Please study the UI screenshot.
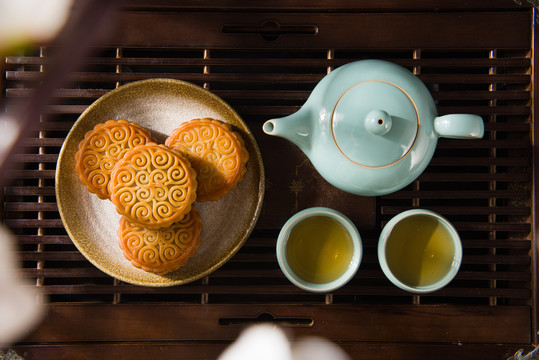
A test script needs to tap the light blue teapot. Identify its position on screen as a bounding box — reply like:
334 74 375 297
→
262 59 484 196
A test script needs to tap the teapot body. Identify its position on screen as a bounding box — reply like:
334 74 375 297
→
263 60 483 196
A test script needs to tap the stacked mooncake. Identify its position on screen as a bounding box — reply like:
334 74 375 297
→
75 118 248 275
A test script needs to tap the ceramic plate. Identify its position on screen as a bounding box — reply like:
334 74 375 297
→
56 78 265 287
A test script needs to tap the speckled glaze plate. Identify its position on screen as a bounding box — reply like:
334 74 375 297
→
56 78 265 287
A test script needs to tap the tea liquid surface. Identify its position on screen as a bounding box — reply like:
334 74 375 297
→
285 215 353 284
385 215 455 287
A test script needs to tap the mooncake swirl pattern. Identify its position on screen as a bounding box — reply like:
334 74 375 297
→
108 143 198 229
118 206 203 275
75 119 155 199
165 118 249 201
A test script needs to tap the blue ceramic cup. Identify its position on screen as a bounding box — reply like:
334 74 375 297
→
276 207 362 293
378 209 462 293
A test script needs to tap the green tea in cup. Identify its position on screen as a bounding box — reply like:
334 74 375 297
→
378 209 462 293
277 207 362 293
285 215 354 284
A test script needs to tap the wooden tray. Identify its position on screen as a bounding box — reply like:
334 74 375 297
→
1 1 536 359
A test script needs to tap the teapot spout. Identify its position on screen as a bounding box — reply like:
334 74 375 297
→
263 108 312 152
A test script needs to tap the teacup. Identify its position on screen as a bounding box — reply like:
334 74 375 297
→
276 207 362 293
378 209 462 293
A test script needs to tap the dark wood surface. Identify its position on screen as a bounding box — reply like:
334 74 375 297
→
1 1 537 359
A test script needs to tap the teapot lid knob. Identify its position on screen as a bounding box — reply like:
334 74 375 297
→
365 110 392 136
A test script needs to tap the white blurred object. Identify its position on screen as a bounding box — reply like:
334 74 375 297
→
0 0 74 347
0 116 21 168
218 324 293 360
0 0 73 50
218 324 350 360
292 336 350 360
0 226 44 346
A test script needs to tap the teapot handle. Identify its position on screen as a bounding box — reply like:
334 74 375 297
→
434 114 484 139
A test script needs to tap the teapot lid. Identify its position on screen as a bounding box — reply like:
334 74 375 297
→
331 80 419 167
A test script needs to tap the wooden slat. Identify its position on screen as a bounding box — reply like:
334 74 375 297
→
456 270 531 281
121 0 529 11
4 186 56 196
461 240 531 249
107 12 531 49
4 88 532 104
39 122 74 131
384 190 530 199
24 304 530 343
428 157 529 166
29 284 531 299
437 139 531 149
463 254 531 265
20 267 531 283
10 342 533 360
21 268 106 278
418 173 529 182
18 251 85 261
437 106 530 116
485 122 530 132
6 70 532 85
21 138 65 147
5 87 109 98
5 218 64 228
30 104 532 117
4 71 321 83
381 205 531 217
4 202 58 211
43 105 88 114
15 235 71 244
419 74 530 84
4 170 56 179
434 90 531 101
11 154 59 162
4 55 531 68
104 250 528 266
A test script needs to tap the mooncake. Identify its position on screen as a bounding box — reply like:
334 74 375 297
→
75 119 155 200
165 118 249 201
108 143 198 229
118 206 203 275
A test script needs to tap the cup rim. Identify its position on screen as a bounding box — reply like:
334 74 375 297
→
276 207 362 293
377 209 463 294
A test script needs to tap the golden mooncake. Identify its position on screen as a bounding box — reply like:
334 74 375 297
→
108 143 197 229
165 118 249 202
75 119 155 200
118 206 203 275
